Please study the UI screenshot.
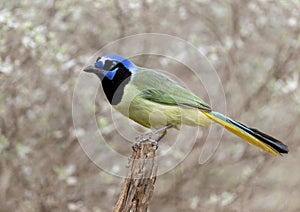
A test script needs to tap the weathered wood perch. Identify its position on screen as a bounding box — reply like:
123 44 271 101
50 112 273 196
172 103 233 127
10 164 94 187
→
113 140 158 212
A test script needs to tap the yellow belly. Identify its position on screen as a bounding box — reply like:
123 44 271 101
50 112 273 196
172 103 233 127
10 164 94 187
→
113 84 210 129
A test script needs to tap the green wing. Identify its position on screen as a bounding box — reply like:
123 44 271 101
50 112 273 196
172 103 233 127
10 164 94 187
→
131 68 211 111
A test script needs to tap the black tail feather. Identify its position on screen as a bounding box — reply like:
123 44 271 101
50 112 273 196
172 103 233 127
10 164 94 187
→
250 128 289 154
228 119 289 154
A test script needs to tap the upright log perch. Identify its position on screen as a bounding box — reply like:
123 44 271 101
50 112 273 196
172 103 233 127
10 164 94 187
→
113 140 158 212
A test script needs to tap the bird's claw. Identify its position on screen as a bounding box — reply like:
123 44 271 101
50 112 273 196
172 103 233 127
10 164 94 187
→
134 138 158 150
150 139 158 150
135 125 172 149
135 132 155 142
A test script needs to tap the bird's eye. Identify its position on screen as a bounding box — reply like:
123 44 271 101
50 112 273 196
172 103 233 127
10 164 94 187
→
96 57 101 62
103 60 117 71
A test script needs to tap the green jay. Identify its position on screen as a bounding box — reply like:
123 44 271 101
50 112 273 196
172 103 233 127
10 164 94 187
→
83 54 288 156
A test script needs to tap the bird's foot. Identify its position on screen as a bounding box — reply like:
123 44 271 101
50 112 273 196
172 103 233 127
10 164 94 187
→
134 135 158 150
135 133 151 143
135 125 173 143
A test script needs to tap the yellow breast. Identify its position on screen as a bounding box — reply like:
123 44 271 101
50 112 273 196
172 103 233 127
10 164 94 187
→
113 84 210 129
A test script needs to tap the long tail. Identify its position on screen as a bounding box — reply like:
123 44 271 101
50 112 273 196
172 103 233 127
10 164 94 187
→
203 111 289 156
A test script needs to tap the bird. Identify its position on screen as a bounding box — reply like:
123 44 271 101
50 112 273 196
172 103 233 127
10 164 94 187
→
83 54 288 156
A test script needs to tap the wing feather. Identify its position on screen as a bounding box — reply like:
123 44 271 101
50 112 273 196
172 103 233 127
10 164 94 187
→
131 68 211 111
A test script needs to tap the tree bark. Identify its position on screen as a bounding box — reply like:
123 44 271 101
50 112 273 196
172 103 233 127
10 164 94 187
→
113 140 158 212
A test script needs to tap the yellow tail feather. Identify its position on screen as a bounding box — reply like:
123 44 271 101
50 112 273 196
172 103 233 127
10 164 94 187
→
203 111 280 156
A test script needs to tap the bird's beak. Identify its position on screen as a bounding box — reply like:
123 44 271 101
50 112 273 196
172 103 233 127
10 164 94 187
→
83 65 100 73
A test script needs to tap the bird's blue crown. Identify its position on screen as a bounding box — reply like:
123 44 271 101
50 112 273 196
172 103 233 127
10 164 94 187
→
95 54 137 74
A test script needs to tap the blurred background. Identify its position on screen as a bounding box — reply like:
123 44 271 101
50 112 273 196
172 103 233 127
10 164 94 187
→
1 0 300 211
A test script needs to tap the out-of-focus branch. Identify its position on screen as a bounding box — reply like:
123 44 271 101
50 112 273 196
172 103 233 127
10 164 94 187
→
0 160 12 207
239 44 298 114
113 0 126 38
113 141 158 212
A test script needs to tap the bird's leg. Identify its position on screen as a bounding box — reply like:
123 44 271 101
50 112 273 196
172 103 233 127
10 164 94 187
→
156 129 167 142
135 125 173 146
151 125 173 137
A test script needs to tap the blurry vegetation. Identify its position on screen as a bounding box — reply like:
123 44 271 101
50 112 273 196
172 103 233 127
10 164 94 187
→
1 0 300 211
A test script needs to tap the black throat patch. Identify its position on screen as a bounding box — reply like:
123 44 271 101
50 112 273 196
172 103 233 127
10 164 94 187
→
101 63 132 105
